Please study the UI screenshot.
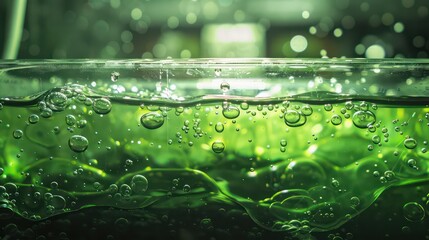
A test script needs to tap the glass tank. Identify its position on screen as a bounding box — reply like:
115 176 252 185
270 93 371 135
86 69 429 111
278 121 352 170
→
0 59 429 239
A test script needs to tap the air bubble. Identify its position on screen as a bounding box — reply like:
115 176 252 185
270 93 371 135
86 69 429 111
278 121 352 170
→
220 82 230 92
404 138 417 149
324 104 333 111
280 139 287 147
212 141 225 153
65 115 76 126
331 115 342 125
93 98 112 114
407 159 417 169
352 110 376 128
183 184 191 192
284 110 301 123
215 122 224 133
13 129 23 139
140 112 164 129
301 105 313 116
45 92 69 111
372 135 381 144
240 102 249 110
68 135 89 152
111 72 120 82
222 106 240 119
131 174 149 193
28 114 39 124
403 202 425 222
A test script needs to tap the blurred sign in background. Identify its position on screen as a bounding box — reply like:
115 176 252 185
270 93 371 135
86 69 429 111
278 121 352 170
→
0 0 428 59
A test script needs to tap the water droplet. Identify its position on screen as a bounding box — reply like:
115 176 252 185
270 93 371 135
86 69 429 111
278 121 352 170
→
111 72 120 82
68 135 89 152
324 104 333 111
28 114 39 124
140 112 164 129
120 184 132 196
331 114 342 125
45 92 69 111
131 174 148 193
50 181 58 189
65 114 76 126
183 184 191 192
352 110 376 128
200 218 212 229
220 82 230 92
125 159 133 166
301 105 313 116
215 122 224 133
13 129 23 139
403 202 425 222
212 141 225 153
93 98 112 114
331 179 340 188
76 119 87 128
280 139 287 147
404 138 417 149
222 106 240 119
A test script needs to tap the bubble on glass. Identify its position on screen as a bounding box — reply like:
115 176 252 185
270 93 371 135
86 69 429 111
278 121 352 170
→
212 141 225 153
46 92 69 111
352 110 376 128
111 72 120 82
141 112 164 129
65 114 76 126
403 202 425 222
183 184 191 193
331 115 342 125
13 129 23 139
404 138 417 149
68 135 89 152
28 114 39 124
222 106 240 119
215 122 224 133
284 110 301 124
131 174 149 193
93 98 112 114
220 82 230 92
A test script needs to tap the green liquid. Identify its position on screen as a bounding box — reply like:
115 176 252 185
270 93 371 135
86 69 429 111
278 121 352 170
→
1 85 429 236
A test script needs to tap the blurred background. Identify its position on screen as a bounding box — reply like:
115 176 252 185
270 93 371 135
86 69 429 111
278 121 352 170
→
1 0 429 59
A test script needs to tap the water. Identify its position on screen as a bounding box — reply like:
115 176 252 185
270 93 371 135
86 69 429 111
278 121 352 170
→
1 85 429 239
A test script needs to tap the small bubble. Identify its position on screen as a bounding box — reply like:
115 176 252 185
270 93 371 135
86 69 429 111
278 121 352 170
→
404 138 417 149
240 102 249 110
280 139 287 147
28 114 39 124
131 174 149 193
183 184 191 193
215 122 224 133
331 114 342 125
370 135 380 144
111 72 120 82
350 196 360 207
93 98 112 114
324 104 333 111
212 141 225 153
50 181 59 189
301 105 313 116
140 112 164 129
214 68 221 77
222 106 240 119
331 179 340 188
284 110 300 123
68 135 89 152
345 101 354 110
352 110 376 128
403 202 425 222
65 115 76 126
46 92 69 111
407 159 417 169
13 129 23 139
40 108 53 118
220 82 230 92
